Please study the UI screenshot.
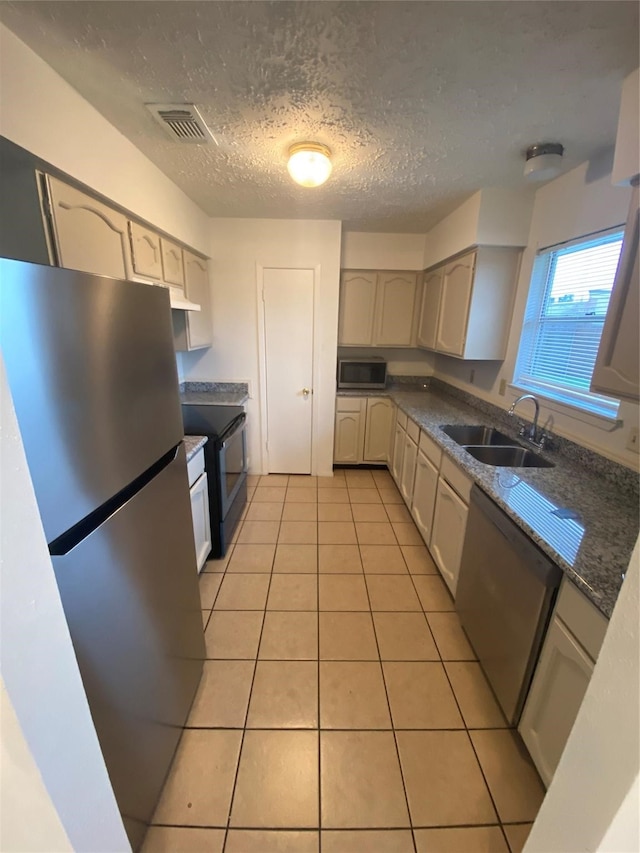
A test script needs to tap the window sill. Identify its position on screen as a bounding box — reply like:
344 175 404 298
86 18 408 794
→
507 384 623 432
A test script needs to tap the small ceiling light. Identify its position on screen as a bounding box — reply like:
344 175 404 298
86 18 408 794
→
287 142 332 187
524 142 564 182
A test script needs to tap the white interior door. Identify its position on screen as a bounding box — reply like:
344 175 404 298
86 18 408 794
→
263 268 314 474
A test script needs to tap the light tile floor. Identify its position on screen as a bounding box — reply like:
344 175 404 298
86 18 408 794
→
144 469 544 853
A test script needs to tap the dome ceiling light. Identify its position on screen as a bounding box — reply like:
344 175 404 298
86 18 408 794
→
287 142 332 187
524 142 564 182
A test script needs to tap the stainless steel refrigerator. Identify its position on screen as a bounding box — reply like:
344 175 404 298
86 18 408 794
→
0 258 205 850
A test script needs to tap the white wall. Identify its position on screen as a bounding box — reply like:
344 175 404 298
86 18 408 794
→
0 24 209 254
433 157 639 469
423 192 482 268
181 218 342 476
1 680 72 852
422 188 534 269
525 538 639 853
0 357 130 852
341 231 426 270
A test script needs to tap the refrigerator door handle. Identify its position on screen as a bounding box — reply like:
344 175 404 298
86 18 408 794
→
49 445 180 556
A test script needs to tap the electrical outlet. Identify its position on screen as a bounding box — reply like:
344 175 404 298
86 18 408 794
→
499 379 507 396
469 369 475 384
627 427 639 453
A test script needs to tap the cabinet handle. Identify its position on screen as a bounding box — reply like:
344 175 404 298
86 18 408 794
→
302 388 311 397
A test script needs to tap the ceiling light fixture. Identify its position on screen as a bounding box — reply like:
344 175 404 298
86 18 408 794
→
524 142 564 182
287 142 332 187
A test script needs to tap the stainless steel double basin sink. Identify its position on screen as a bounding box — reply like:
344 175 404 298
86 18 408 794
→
440 424 555 468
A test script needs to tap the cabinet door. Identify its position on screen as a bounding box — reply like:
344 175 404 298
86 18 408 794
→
591 187 639 402
338 271 377 345
363 398 393 462
436 253 475 356
334 410 364 463
183 251 213 349
190 472 212 573
45 175 132 280
430 477 468 596
160 237 185 288
417 267 444 349
129 221 163 279
411 450 439 545
376 272 417 346
519 617 594 787
400 434 418 506
391 423 405 485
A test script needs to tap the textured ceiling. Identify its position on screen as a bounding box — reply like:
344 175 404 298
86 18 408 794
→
1 1 638 232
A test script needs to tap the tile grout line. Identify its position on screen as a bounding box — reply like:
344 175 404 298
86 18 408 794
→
316 494 322 853
198 471 528 848
220 477 280 853
357 532 419 853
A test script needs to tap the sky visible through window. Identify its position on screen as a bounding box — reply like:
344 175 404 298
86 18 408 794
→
545 237 623 318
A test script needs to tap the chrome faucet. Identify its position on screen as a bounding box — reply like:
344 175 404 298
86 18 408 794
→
508 394 547 448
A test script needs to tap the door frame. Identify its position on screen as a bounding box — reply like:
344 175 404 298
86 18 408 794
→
256 264 321 475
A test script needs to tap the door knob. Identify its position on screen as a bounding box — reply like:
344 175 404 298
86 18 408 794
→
302 388 310 397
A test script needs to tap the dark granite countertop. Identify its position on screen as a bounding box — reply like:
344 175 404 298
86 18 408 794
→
342 386 638 619
180 381 249 407
183 435 207 461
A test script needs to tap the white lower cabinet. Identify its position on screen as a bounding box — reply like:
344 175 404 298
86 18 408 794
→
391 421 406 485
187 448 212 573
430 477 469 596
519 617 593 786
400 432 418 504
519 578 608 787
411 450 439 543
363 398 393 462
334 397 366 463
334 396 392 464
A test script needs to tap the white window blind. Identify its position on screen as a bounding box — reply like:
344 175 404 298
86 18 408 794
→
514 229 624 419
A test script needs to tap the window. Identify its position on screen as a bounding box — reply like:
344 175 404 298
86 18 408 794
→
514 228 624 419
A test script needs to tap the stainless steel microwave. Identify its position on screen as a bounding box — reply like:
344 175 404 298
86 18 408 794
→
337 357 387 390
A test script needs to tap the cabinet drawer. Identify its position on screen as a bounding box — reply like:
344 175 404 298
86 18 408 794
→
406 418 420 444
419 430 442 468
187 447 205 488
396 409 408 430
439 455 472 503
336 396 366 413
555 578 608 661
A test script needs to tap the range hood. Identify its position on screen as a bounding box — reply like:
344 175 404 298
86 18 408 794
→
132 278 201 311
169 290 201 311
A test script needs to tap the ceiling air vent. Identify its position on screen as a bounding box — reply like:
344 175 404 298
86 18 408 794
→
145 103 216 144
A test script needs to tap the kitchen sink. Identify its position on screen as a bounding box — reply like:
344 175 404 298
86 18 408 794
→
465 445 555 468
440 424 521 447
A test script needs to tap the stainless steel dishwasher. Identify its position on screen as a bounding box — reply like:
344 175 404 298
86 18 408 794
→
456 485 561 725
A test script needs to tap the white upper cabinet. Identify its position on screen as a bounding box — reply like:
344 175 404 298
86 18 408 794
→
591 187 639 402
339 270 418 347
375 272 418 346
45 175 132 280
174 251 213 351
338 271 378 345
612 68 639 186
417 268 443 349
160 237 185 289
436 255 475 355
129 221 163 280
418 247 522 360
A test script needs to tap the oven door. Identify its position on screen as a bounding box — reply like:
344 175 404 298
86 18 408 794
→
218 413 247 518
